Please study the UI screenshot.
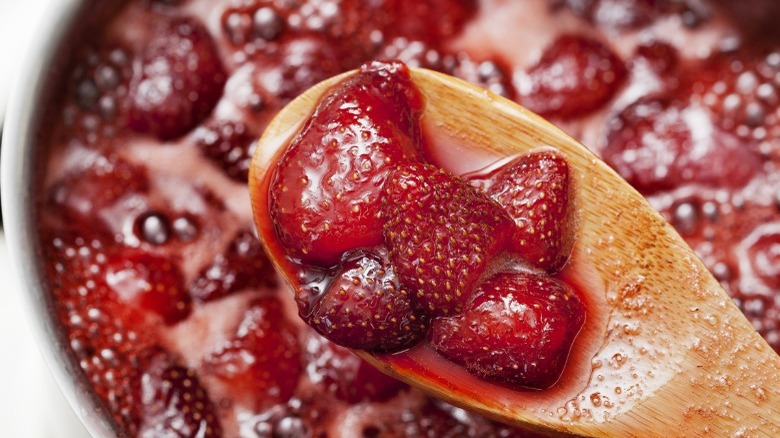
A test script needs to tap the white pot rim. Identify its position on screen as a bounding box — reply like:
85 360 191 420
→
1 0 119 436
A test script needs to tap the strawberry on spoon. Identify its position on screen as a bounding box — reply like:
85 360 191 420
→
249 63 780 435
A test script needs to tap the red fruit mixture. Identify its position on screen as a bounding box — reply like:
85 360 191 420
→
34 0 780 436
264 60 585 390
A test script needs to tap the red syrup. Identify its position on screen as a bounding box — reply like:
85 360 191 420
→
34 0 780 436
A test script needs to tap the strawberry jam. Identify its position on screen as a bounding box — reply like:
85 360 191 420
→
33 0 780 436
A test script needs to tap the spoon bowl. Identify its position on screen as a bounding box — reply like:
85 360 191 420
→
249 68 780 436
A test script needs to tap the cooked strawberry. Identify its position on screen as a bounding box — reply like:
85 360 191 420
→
44 233 158 434
626 41 682 98
203 297 302 411
689 51 780 140
382 163 515 316
194 120 258 182
518 34 627 119
48 154 149 234
601 97 762 193
190 230 277 302
306 249 428 352
66 44 133 144
105 249 191 325
269 60 423 267
69 306 154 435
140 354 222 437
468 149 572 273
302 329 409 403
431 271 585 389
128 17 226 140
251 35 352 109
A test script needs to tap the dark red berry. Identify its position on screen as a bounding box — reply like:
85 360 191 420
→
431 272 585 389
194 120 258 182
128 17 226 140
189 230 277 302
252 35 349 106
306 249 428 352
469 149 572 273
139 354 222 437
519 34 627 119
269 60 423 267
632 41 680 77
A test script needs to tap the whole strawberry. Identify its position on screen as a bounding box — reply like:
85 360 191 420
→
382 163 514 316
469 149 572 273
269 61 423 267
518 34 627 119
431 271 585 389
139 354 223 437
306 249 428 351
203 297 302 411
128 17 226 140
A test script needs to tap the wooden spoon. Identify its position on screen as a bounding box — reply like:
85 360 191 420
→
249 68 780 436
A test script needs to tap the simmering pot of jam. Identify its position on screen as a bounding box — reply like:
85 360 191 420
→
4 0 780 436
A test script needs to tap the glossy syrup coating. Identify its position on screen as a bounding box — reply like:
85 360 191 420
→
35 0 780 435
268 61 423 266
